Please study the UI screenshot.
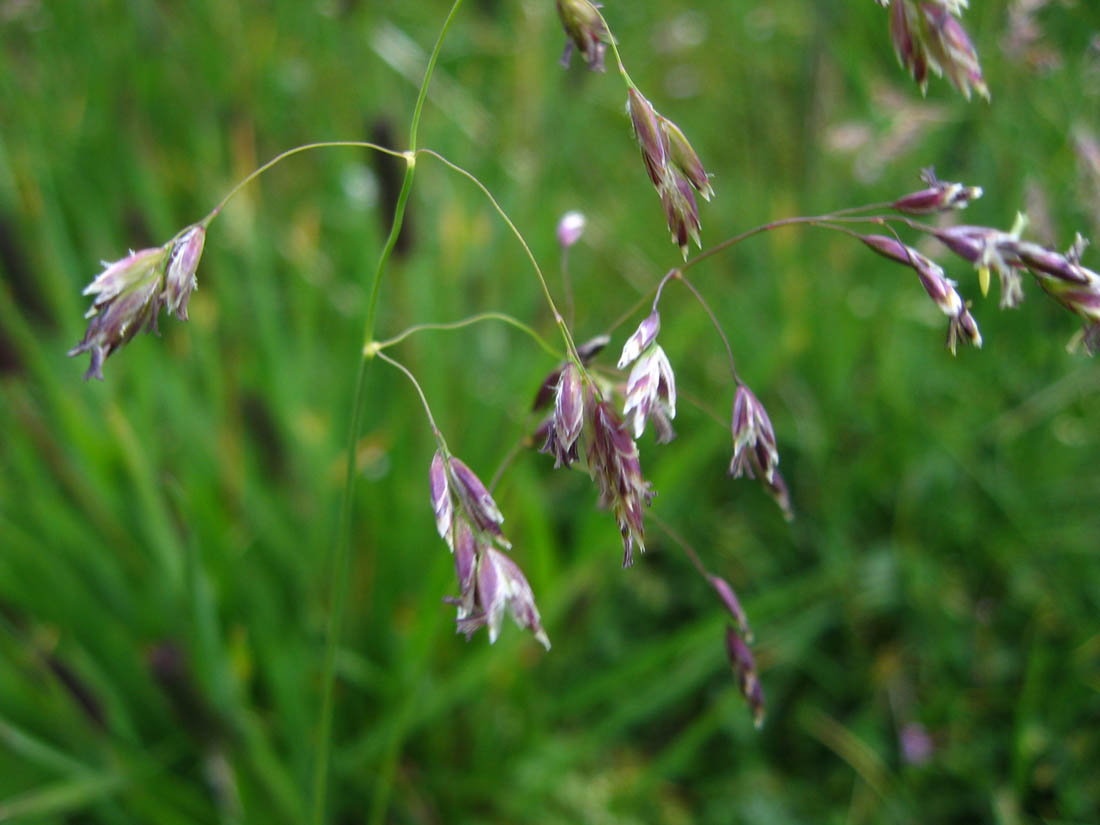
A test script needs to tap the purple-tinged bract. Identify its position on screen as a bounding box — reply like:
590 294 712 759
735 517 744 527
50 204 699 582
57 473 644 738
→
622 345 676 442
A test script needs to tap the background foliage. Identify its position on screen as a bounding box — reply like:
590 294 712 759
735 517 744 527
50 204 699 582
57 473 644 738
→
2 0 1100 822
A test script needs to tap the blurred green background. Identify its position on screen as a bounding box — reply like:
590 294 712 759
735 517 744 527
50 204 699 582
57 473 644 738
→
3 1 1100 822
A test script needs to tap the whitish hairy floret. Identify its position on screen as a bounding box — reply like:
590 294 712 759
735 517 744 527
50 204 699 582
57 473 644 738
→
617 311 661 369
623 344 677 442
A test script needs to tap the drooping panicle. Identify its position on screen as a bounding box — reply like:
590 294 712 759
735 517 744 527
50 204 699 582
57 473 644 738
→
556 0 613 72
68 246 169 380
626 89 712 257
429 451 549 649
164 225 206 320
587 398 654 567
892 169 982 214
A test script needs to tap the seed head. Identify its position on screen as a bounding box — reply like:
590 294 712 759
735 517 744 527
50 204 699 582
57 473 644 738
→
1010 234 1100 344
587 399 654 567
532 334 609 411
68 246 169 380
431 452 549 649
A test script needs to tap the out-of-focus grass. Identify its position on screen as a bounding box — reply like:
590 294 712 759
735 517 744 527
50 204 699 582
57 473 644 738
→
2 1 1100 822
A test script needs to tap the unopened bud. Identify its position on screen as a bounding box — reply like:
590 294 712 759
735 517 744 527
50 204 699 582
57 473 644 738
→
556 210 586 249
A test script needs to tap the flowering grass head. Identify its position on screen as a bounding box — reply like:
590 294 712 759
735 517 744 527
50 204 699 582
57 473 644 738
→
618 312 676 442
627 89 711 258
68 247 168 381
430 450 548 648
883 0 988 100
587 398 654 567
68 224 207 380
860 234 981 352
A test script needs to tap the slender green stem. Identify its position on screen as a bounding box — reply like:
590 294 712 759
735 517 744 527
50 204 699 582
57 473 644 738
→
417 149 582 364
203 141 406 225
592 7 633 87
605 211 899 342
309 3 466 824
374 351 448 453
675 273 742 385
373 312 562 360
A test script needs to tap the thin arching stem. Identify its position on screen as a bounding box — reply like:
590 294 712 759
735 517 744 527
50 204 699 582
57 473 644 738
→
373 312 562 360
416 149 582 364
203 141 405 224
374 351 448 453
591 7 634 87
676 273 741 385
